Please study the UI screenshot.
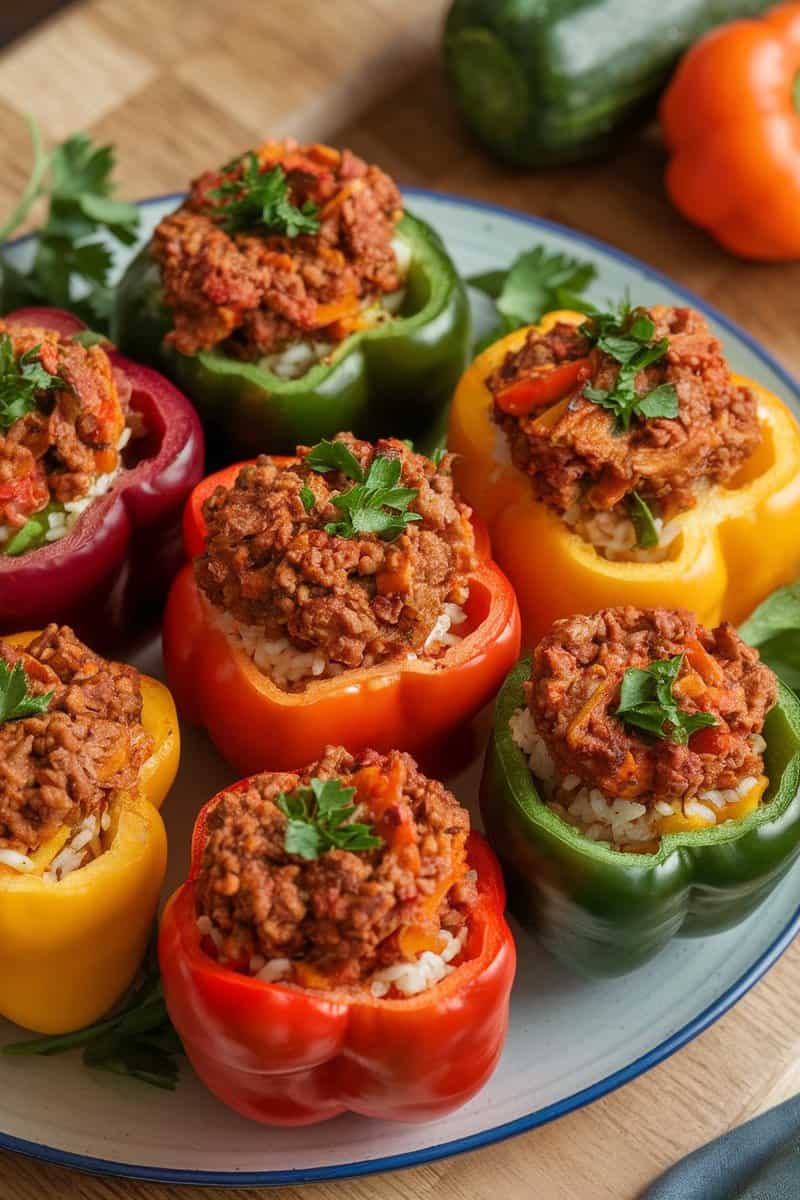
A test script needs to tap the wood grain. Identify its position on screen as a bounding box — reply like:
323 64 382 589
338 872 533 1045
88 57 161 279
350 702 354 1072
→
1 1 799 1196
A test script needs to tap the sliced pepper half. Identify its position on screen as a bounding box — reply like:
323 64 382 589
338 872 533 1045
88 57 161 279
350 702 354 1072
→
159 785 515 1126
448 310 800 647
111 212 471 459
163 460 521 775
481 653 800 978
0 306 205 652
0 631 179 1033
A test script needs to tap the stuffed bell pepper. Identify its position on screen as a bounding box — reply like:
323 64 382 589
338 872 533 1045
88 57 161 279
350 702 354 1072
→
448 304 800 646
0 624 178 1033
112 139 470 458
481 604 800 976
159 744 515 1125
0 306 204 650
164 433 521 774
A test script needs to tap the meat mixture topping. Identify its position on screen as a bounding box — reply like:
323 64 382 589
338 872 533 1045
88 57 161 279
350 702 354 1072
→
0 625 153 877
487 306 761 562
195 745 476 995
196 434 476 690
152 139 405 365
511 606 777 850
0 322 139 556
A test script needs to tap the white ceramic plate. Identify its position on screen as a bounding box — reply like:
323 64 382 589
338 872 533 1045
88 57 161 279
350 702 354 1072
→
2 190 799 1186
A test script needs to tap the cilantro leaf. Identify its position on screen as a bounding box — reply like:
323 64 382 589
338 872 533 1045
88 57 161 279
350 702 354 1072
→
0 119 139 332
0 658 53 723
299 483 315 513
277 777 382 861
580 306 679 433
305 438 364 482
469 245 597 351
0 333 64 430
628 491 659 549
209 155 320 237
637 383 679 420
616 654 718 745
324 455 421 542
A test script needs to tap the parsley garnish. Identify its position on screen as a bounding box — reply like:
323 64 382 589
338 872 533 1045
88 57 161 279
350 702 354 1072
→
580 305 679 434
431 447 447 467
0 117 139 327
628 491 659 549
469 245 597 352
299 483 315 513
0 333 64 430
0 658 53 723
616 655 719 745
305 440 422 542
277 778 382 861
209 154 320 237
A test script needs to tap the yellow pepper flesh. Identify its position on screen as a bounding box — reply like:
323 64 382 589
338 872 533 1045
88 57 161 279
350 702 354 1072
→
0 635 178 1034
449 312 800 647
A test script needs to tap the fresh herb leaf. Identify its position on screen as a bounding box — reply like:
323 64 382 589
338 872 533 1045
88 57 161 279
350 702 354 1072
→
299 483 315 513
209 154 320 237
469 245 597 350
0 333 64 430
616 655 718 745
628 492 659 549
1 505 56 557
637 383 679 420
579 305 680 433
305 438 365 482
324 455 421 542
0 120 139 330
277 777 382 861
2 936 181 1091
0 658 53 723
740 580 800 693
431 447 447 466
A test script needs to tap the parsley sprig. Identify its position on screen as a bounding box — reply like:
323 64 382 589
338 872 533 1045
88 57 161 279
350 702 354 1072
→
628 491 659 550
3 938 181 1091
616 655 718 745
0 116 139 327
277 778 382 861
581 304 679 433
469 245 597 352
209 154 320 237
0 657 53 723
306 439 422 542
0 332 64 431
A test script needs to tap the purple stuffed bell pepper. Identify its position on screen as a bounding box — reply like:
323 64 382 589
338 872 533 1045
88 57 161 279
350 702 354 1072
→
0 306 204 651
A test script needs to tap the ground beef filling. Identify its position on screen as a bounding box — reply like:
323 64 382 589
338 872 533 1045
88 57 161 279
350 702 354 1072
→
195 434 476 686
488 306 761 557
0 625 153 863
0 322 137 549
152 140 404 359
195 746 476 992
512 607 777 850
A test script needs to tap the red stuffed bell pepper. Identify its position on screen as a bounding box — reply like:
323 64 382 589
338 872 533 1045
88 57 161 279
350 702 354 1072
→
0 307 204 650
159 746 516 1125
164 435 521 774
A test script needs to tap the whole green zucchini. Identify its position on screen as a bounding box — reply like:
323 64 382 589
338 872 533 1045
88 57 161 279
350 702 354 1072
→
443 0 770 166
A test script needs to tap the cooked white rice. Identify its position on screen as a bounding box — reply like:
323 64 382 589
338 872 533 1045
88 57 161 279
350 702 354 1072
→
510 706 766 849
196 917 467 998
256 235 411 381
563 503 682 564
0 812 106 883
211 599 467 691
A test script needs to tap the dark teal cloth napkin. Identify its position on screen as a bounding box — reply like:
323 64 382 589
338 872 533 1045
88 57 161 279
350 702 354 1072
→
640 1094 800 1200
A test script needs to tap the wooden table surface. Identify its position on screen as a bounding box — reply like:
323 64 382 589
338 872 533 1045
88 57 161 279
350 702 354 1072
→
1 1 799 1197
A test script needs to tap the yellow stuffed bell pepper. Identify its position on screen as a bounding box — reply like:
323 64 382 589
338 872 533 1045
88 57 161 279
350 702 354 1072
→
448 311 800 647
0 633 178 1034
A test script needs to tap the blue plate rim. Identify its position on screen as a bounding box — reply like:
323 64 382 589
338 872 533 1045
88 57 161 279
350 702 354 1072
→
1 185 798 1186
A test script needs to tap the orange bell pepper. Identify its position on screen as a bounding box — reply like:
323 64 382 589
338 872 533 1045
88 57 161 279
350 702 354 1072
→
448 310 800 647
660 3 800 259
163 461 521 775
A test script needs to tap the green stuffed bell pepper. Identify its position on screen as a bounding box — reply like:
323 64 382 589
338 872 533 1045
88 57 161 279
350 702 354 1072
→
111 140 470 459
480 607 800 977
